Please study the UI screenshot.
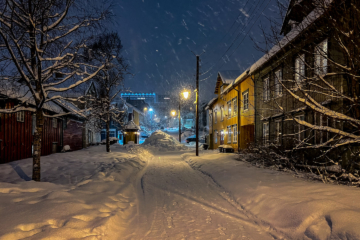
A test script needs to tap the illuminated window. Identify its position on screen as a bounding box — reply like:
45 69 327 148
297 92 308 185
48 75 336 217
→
232 98 237 116
315 39 328 76
227 126 232 143
227 101 231 118
233 124 237 143
295 54 305 87
242 90 249 111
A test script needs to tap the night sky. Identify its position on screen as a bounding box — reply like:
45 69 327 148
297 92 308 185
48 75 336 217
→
114 0 279 103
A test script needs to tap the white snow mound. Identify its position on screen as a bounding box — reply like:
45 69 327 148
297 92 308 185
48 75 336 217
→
143 130 187 151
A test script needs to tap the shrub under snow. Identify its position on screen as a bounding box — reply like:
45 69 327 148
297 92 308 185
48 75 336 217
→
143 130 188 151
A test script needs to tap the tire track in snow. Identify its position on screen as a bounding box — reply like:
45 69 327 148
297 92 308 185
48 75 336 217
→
184 156 286 240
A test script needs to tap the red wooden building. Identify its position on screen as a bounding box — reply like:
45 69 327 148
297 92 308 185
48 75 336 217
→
0 95 85 164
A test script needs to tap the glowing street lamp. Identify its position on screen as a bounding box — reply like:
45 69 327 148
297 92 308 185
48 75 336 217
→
144 107 148 111
171 110 176 116
182 91 190 99
149 108 153 112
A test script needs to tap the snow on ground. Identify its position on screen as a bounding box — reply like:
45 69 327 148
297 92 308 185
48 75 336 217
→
0 145 150 240
142 130 188 151
183 151 360 240
2 145 360 239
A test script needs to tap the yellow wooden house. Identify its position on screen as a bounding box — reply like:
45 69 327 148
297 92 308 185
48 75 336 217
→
207 70 255 151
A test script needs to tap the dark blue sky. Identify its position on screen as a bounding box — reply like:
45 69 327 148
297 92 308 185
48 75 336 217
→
114 0 279 102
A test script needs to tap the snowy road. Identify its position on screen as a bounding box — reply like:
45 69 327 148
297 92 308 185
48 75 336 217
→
126 151 280 240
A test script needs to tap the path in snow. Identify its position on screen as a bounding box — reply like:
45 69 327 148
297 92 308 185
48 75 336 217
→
127 151 281 240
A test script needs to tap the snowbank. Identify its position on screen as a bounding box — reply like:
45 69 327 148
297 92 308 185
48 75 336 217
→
183 152 360 240
0 145 150 239
143 130 188 151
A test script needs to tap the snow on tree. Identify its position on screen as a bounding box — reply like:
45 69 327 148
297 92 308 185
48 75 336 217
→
85 32 130 152
0 0 111 181
254 0 360 171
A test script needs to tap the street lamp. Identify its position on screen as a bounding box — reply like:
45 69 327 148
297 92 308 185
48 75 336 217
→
178 90 190 143
171 110 176 116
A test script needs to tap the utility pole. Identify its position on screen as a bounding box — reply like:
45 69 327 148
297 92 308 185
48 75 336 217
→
178 95 181 143
196 55 200 156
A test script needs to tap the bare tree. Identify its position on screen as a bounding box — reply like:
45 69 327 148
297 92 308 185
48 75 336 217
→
0 0 110 181
87 32 130 152
254 0 360 171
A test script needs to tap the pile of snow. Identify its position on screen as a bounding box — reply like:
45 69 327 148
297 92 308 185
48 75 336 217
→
0 145 150 239
181 129 194 140
62 145 71 151
143 130 188 151
183 152 360 240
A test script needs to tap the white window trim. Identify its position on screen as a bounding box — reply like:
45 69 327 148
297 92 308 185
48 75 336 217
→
242 90 249 111
220 106 224 121
263 122 269 146
232 97 237 116
233 124 238 143
275 69 283 97
227 126 232 143
295 54 305 88
315 39 328 76
263 78 270 102
17 111 25 122
227 101 232 119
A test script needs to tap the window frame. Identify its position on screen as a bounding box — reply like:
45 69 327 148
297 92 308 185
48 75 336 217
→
227 126 232 143
232 97 237 116
220 106 224 121
17 111 24 122
315 39 328 76
227 101 232 118
275 119 282 146
263 77 270 101
274 69 283 97
233 124 238 143
263 122 269 146
214 110 217 124
52 118 58 128
214 130 218 144
295 54 306 87
242 90 249 111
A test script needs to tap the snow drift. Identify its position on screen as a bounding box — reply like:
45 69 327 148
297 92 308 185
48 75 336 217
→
143 130 187 151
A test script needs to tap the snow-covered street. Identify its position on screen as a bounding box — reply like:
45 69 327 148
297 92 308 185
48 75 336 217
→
1 135 360 239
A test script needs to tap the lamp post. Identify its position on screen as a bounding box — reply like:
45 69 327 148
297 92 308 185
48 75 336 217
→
178 90 190 143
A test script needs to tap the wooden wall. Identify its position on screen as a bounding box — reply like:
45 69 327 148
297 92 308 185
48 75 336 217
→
63 119 83 151
0 107 63 164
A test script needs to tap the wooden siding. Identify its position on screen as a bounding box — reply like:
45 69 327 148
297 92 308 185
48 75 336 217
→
63 119 84 151
0 106 63 164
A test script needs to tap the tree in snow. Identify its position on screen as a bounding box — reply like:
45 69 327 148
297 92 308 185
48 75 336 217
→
86 32 130 152
254 0 360 170
0 0 111 181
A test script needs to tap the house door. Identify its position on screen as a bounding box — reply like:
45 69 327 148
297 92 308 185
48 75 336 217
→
220 130 224 145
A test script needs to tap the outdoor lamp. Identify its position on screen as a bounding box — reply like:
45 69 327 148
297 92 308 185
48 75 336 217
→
144 107 148 111
171 110 176 116
182 91 189 99
149 108 153 112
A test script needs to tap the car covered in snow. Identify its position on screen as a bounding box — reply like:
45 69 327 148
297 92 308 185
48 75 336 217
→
186 135 206 143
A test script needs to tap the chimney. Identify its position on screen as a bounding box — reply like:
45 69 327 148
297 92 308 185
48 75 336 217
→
128 113 133 122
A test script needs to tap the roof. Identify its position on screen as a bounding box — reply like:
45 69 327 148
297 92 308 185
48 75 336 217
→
124 120 141 130
218 71 242 84
125 102 145 117
205 97 217 110
248 6 323 75
214 70 242 94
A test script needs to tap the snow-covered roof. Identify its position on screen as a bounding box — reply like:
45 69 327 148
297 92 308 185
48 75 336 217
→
248 7 323 75
218 71 242 84
124 120 140 130
125 102 144 117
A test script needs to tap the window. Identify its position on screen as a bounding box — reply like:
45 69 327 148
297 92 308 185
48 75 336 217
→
110 130 116 138
295 54 305 87
220 106 224 121
52 118 57 128
275 69 282 97
227 101 231 118
263 122 269 146
227 126 232 143
295 115 305 142
209 113 212 126
17 111 24 122
275 120 282 145
214 130 218 144
315 39 328 76
232 98 237 116
242 90 249 111
233 124 238 143
214 110 217 124
263 78 270 101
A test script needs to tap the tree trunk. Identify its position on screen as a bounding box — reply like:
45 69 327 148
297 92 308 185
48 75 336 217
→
32 109 44 181
106 115 110 152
